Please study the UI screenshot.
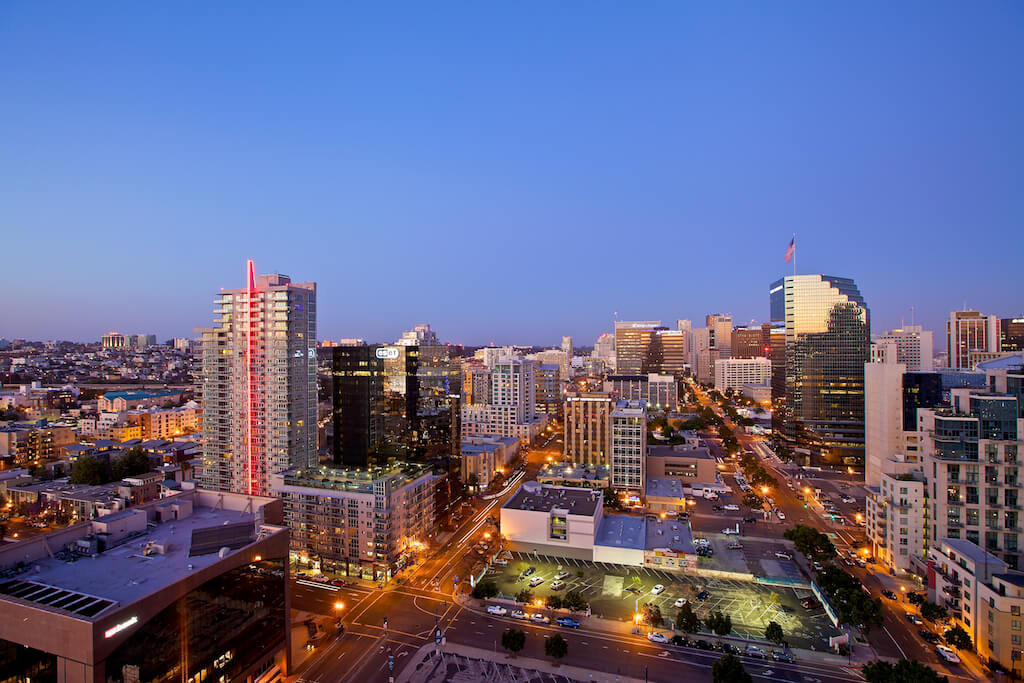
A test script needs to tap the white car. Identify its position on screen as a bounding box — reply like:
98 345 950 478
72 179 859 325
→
775 551 793 560
674 598 687 608
554 570 570 580
487 605 508 616
652 584 665 595
510 609 526 620
529 576 545 587
647 631 670 644
550 580 566 591
936 645 960 664
530 613 550 625
723 528 739 535
724 504 740 511
776 511 786 520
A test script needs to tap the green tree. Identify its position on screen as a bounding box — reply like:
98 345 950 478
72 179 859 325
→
111 447 151 481
943 626 972 651
641 603 663 628
742 493 763 508
544 633 568 662
765 621 785 645
711 654 751 683
466 473 479 491
546 595 564 610
783 525 836 562
471 580 499 599
920 602 948 623
705 611 732 636
501 628 526 658
70 456 111 485
602 487 622 510
563 590 588 612
862 659 948 683
907 592 925 606
675 602 701 633
816 567 883 633
515 589 534 604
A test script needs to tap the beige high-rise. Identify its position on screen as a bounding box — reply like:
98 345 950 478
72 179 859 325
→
564 390 613 466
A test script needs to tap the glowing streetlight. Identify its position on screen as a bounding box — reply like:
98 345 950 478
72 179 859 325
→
334 601 345 611
761 487 769 495
483 532 491 540
660 512 666 519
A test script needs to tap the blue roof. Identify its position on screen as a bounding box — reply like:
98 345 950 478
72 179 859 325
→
102 390 182 400
595 514 646 550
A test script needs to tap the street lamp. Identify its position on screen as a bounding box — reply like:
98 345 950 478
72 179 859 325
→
761 487 769 495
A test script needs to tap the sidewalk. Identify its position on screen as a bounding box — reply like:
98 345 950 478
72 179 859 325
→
397 641 647 683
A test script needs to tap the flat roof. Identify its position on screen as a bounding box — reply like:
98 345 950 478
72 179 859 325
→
0 504 270 620
940 538 1008 569
539 463 609 481
645 516 695 553
645 477 686 499
595 514 646 550
647 444 715 460
503 482 600 516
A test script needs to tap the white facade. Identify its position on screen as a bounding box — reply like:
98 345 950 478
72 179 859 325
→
500 482 603 560
610 400 646 491
713 357 770 392
460 358 545 443
864 360 908 488
865 456 927 576
874 326 934 372
198 266 317 496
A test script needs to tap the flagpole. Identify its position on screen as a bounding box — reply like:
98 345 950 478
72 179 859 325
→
792 232 797 277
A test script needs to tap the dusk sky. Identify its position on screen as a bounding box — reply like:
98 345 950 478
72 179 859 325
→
1 2 1021 347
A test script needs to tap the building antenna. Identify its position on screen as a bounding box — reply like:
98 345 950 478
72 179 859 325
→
910 306 915 327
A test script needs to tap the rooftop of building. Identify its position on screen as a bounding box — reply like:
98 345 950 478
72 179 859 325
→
645 515 695 553
612 400 646 416
101 390 184 401
503 481 601 516
938 537 1008 570
594 514 646 550
646 444 715 460
539 462 609 481
0 492 282 621
644 477 686 499
274 463 435 494
993 573 1024 588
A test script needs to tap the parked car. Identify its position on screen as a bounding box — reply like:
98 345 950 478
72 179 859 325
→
724 504 740 511
743 516 758 523
936 645 960 664
330 579 350 587
694 639 713 650
799 597 821 610
745 645 766 658
918 630 939 643
771 650 794 663
652 584 665 595
794 494 804 501
511 609 526 620
677 512 690 520
529 576 545 587
905 613 923 625
727 541 743 550
841 557 855 567
554 570 570 580
719 643 737 655
647 631 670 644
674 597 687 608
855 559 867 568
530 613 550 625
556 617 580 628
775 551 793 560
551 580 566 591
881 590 898 600
712 505 724 512
776 511 786 520
696 590 710 601
671 635 690 647
812 562 824 572
487 605 508 616
722 527 739 535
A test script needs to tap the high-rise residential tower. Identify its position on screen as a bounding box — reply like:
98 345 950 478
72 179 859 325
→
947 310 1000 370
873 325 934 372
770 275 870 467
705 314 733 359
199 261 317 495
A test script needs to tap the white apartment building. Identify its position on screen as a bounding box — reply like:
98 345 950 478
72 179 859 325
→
460 358 545 443
610 400 646 492
865 455 927 576
198 263 317 496
873 325 934 372
713 357 771 392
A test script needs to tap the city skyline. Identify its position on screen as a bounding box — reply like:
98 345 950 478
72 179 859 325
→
2 3 1022 343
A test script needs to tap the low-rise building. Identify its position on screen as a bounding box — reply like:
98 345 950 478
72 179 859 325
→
461 435 519 488
271 464 440 580
865 455 927 577
537 462 609 489
0 488 290 683
714 357 771 392
645 444 719 483
97 390 187 412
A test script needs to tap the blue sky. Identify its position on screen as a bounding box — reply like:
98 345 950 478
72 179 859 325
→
1 2 1021 346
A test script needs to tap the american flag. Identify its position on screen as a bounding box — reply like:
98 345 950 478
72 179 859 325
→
784 236 795 263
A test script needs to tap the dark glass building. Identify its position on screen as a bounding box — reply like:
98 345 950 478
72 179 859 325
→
331 344 461 468
770 275 870 467
902 372 944 430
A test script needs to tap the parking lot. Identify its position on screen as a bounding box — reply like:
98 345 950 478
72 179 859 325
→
482 552 840 649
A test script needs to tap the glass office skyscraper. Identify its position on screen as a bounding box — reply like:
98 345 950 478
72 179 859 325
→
770 275 870 467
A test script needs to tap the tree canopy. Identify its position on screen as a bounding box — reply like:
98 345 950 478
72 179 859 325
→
862 659 948 683
544 634 568 660
712 654 751 683
783 525 836 561
675 602 701 633
816 567 883 632
501 628 525 656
